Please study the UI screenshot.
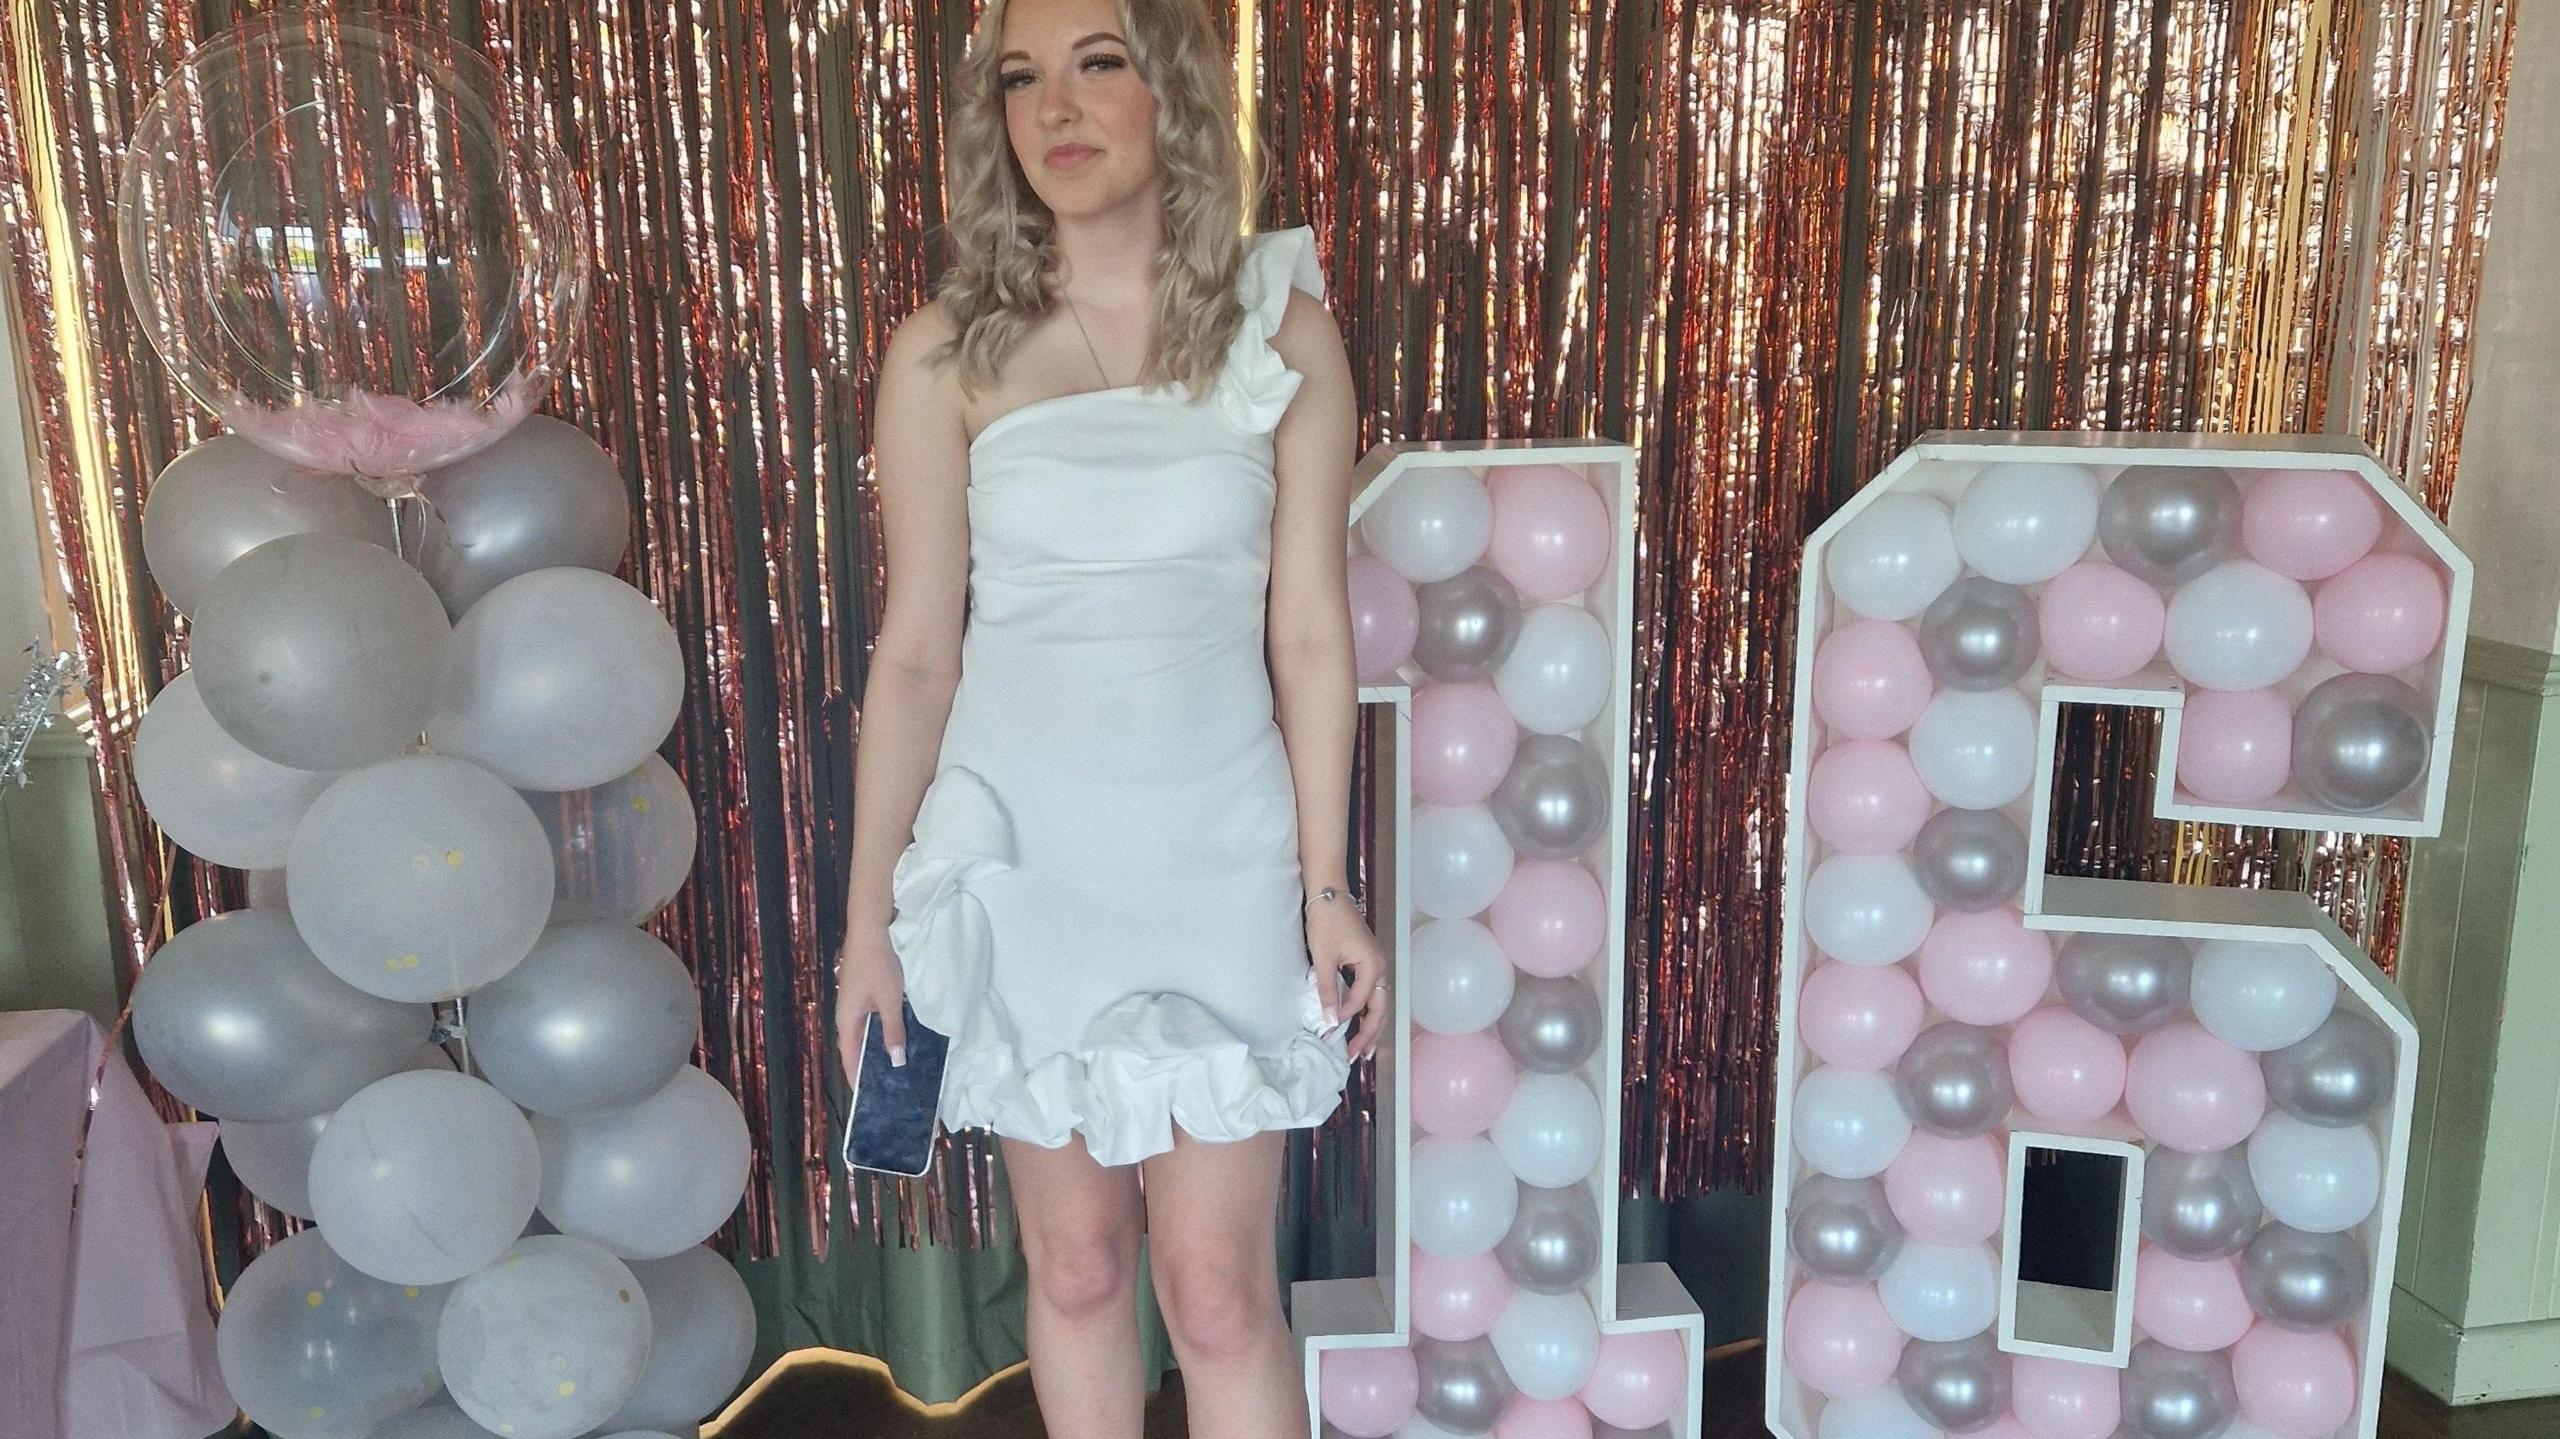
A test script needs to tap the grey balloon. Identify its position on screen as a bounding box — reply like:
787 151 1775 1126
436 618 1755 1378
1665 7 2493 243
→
1788 1173 1904 1283
1894 1022 2014 1138
220 1044 454 1219
466 921 701 1116
1918 577 2040 691
426 567 687 793
189 532 457 771
2140 1145 2264 1261
2240 1223 2371 1331
415 415 633 617
1497 973 1603 1074
1910 807 2030 912
2263 1009 2394 1127
140 433 394 617
2058 933 2193 1035
1494 1179 1602 1295
1411 1333 1515 1434
2097 465 2243 587
1895 1332 2011 1433
131 909 429 1120
1490 733 1611 859
1413 565 1523 682
2119 1340 2238 1439
2293 673 2431 815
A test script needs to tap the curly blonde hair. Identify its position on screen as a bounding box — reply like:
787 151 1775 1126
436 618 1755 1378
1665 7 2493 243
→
930 0 1271 397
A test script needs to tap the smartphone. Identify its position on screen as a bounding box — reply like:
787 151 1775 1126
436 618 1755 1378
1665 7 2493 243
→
842 996 953 1178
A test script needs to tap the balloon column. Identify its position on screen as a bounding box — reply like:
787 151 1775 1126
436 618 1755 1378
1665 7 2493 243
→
1769 437 2469 1439
115 13 754 1439
1304 443 1707 1439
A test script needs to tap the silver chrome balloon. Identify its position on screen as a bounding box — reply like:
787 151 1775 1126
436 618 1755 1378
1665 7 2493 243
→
416 414 633 617
1895 1331 2012 1433
1917 576 2040 691
1494 1180 1603 1295
1497 973 1604 1074
2057 933 2193 1035
2239 1223 2371 1331
2262 1009 2395 1127
1788 1173 1905 1283
1909 806 2030 912
466 921 702 1116
1490 733 1611 859
2119 1339 2239 1439
2292 672 2431 815
1411 1333 1516 1434
1894 1022 2014 1138
2139 1145 2264 1261
1414 565 1524 682
2097 465 2243 587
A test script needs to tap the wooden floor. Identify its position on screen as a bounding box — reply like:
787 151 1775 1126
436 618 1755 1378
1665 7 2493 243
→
704 1342 2560 1439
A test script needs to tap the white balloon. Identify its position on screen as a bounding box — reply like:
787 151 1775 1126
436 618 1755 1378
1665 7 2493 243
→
1490 1073 1603 1188
368 1403 508 1439
1826 493 1961 622
1953 462 2104 585
221 1044 454 1219
308 1070 542 1286
1878 1239 2000 1343
534 1066 753 1260
1792 1066 1913 1179
1413 803 1517 919
594 1246 757 1433
2190 940 2340 1052
429 568 685 792
1410 918 1518 1035
1493 603 1613 736
1361 466 1495 584
1412 1135 1521 1257
1488 1288 1600 1400
132 670 334 869
2247 1113 2382 1233
1804 853 1935 967
1817 1385 1944 1439
437 1235 653 1439
1908 688 2040 809
2165 561 2313 692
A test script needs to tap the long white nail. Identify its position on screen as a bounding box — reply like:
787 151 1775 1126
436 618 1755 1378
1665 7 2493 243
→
889 1044 907 1068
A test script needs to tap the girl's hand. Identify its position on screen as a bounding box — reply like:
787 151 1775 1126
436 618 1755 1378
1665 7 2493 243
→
833 928 908 1082
1307 895 1388 1063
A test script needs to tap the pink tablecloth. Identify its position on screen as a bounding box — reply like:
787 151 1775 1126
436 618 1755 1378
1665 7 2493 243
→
0 1009 234 1439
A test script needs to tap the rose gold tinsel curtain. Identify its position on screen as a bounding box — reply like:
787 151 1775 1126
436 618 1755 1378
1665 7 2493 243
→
0 0 2514 1291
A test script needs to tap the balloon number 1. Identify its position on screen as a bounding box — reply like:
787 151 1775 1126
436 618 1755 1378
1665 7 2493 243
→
1769 435 2471 1439
1298 441 1708 1439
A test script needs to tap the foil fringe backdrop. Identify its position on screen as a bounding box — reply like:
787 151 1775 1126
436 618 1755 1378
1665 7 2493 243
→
0 0 2517 1299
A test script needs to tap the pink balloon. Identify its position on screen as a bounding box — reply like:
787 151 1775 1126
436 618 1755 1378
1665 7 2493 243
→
2177 688 2294 804
1411 1244 1514 1342
1970 1420 2035 1439
2233 1322 2359 1438
1916 907 2056 1026
2126 1022 2268 1154
2008 1008 2127 1126
1487 465 1612 601
1497 1394 1596 1439
2242 468 2383 582
1798 961 1926 1070
1321 1344 1420 1437
2132 1244 2255 1352
2313 551 2447 675
1578 1328 1688 1429
1415 681 1522 805
2039 562 2166 681
1349 552 1420 684
1808 740 1934 854
1782 1281 1906 1398
2011 1355 2121 1439
1812 620 1934 740
1488 859 1607 978
1413 1027 1520 1137
1883 1132 2008 1245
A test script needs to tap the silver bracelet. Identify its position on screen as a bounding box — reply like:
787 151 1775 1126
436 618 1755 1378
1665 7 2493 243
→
1303 884 1363 917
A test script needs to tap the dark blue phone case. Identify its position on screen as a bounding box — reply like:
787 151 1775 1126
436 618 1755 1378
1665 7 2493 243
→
842 996 951 1177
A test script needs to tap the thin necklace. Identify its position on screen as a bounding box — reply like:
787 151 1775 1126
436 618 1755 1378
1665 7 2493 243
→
1062 292 1119 389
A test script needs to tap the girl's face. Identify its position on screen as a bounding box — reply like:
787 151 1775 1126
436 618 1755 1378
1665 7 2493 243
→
998 0 1162 222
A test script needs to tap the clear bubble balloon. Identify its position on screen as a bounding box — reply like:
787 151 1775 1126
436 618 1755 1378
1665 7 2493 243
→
2292 672 2432 814
131 908 427 1120
534 1065 752 1260
287 754 555 1002
593 1245 757 1434
117 10 589 489
429 568 684 793
438 1235 652 1439
190 532 456 770
220 1043 453 1219
215 1228 447 1439
309 1069 543 1285
2098 466 2242 587
141 434 394 616
133 669 334 869
468 921 700 1115
416 416 631 616
521 755 697 926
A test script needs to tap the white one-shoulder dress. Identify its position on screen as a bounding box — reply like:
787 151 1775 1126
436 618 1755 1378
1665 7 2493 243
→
887 227 1353 1168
